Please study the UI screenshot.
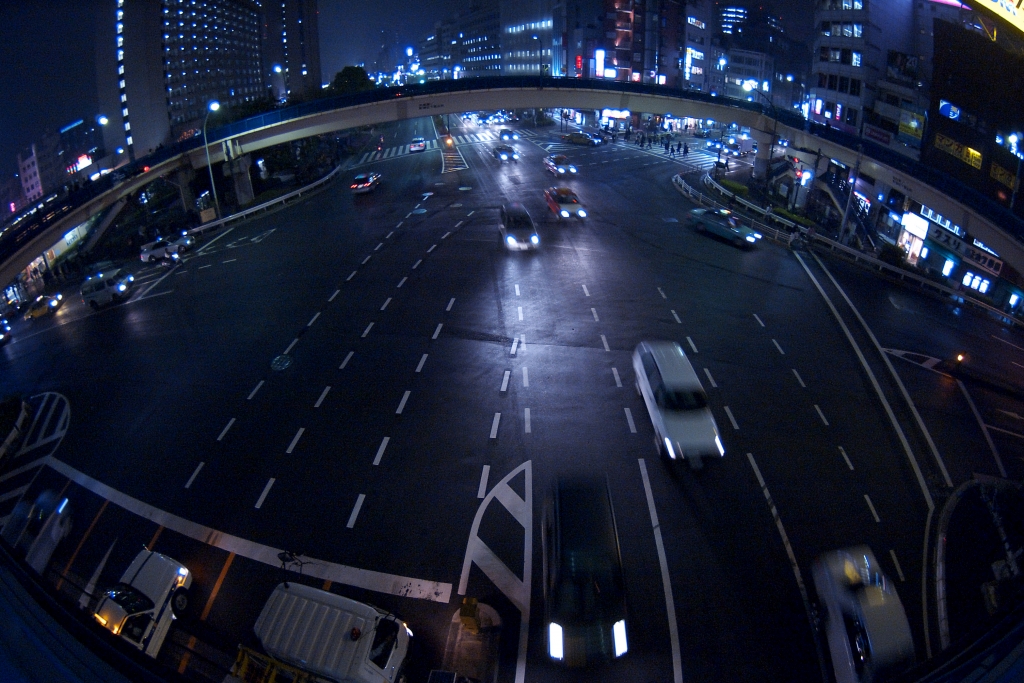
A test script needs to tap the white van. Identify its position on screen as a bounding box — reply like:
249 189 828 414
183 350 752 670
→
81 268 135 309
93 549 191 658
228 582 411 683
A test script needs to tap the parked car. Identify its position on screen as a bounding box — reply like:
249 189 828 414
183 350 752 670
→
544 187 587 219
544 154 578 176
686 208 762 248
499 203 539 251
562 132 600 146
499 128 519 141
493 144 520 162
23 294 64 320
81 268 135 310
140 239 180 262
351 173 382 194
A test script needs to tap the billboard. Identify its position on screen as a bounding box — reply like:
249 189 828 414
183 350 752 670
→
886 51 919 85
972 0 1024 40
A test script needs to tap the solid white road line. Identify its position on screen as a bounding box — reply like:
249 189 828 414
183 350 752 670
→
772 339 786 355
624 408 637 433
838 446 854 470
362 323 374 338
286 428 305 454
638 459 684 683
890 549 906 581
957 379 1006 477
490 413 501 439
522 367 529 387
447 297 455 311
247 380 264 400
217 418 236 441
397 277 407 288
329 289 340 302
686 337 698 353
583 285 590 296
307 312 321 327
432 323 443 339
601 334 610 351
362 255 372 264
347 494 366 528
340 351 354 369
283 338 299 355
416 354 428 373
792 369 806 388
658 287 667 299
501 371 510 392
184 462 204 489
413 259 422 269
754 313 765 327
704 368 717 388
864 494 881 523
255 478 276 508
381 298 392 311
524 408 532 433
515 284 520 296
591 308 600 321
814 405 830 426
373 437 390 465
723 406 739 430
477 465 490 498
518 306 524 321
196 226 234 255
612 368 622 387
510 337 519 355
671 310 681 324
427 244 437 253
314 386 331 408
396 391 411 414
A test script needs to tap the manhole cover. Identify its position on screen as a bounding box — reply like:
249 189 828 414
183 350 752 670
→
412 208 427 214
271 355 293 371
459 186 473 191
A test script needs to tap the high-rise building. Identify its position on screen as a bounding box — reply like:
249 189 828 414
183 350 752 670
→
457 1 503 78
681 1 713 91
58 119 107 177
263 0 322 99
501 0 556 75
17 134 61 203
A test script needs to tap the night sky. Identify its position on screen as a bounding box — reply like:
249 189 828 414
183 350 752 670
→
0 0 814 179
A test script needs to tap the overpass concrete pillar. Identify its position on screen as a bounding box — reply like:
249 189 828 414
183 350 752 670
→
748 129 774 181
224 155 254 207
175 167 196 213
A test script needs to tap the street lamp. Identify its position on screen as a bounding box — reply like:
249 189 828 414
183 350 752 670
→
743 80 779 196
203 100 221 220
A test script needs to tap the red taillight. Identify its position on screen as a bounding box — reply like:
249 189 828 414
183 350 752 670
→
350 184 357 188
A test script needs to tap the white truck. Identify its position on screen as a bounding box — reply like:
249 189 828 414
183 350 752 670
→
226 582 411 683
725 137 756 157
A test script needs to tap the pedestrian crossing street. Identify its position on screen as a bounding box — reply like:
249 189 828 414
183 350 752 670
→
536 140 732 172
357 129 539 165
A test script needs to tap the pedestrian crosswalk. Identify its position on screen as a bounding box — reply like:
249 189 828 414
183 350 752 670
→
0 392 70 529
356 129 538 165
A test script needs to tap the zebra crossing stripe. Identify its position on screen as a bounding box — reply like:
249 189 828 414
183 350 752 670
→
358 153 370 164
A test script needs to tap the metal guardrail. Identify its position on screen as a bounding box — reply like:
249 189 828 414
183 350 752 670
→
671 174 792 242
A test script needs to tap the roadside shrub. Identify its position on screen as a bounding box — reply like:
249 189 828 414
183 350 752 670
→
719 179 749 196
877 241 908 267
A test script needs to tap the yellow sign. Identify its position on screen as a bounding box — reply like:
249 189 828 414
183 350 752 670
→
974 1 1024 41
991 162 1018 190
899 112 924 140
935 133 983 169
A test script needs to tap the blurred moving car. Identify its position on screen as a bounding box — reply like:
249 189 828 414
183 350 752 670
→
499 203 539 251
140 239 180 262
633 340 724 469
409 137 426 152
0 317 11 345
544 187 587 219
543 476 628 667
812 546 915 683
544 154 578 176
686 208 762 248
499 128 519 141
693 129 711 138
592 129 614 143
81 268 135 310
23 294 64 320
351 173 382 194
0 489 71 575
493 144 520 162
93 548 192 658
563 132 601 146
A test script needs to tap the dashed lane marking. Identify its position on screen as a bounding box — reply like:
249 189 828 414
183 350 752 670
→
686 337 698 353
792 369 806 388
184 462 204 489
601 334 610 351
612 368 622 387
217 418 236 441
255 478 275 508
416 354 428 373
346 494 366 528
314 386 331 408
723 406 739 430
704 368 717 388
340 351 354 369
864 494 881 523
373 437 390 466
624 408 637 433
489 413 501 439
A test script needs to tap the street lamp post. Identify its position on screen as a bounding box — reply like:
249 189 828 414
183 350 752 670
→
203 101 221 220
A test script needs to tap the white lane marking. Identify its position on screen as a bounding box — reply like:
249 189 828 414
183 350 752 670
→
442 231 451 239
583 285 590 296
184 462 204 489
838 446 854 470
373 437 390 465
138 261 180 297
427 244 437 253
47 458 451 601
992 335 1024 352
489 413 501 439
624 408 637 433
772 339 786 355
386 231 394 238
814 405 830 426
864 494 881 523
792 369 806 388
396 390 411 414
380 298 392 311
346 270 357 281
704 368 717 388
397 277 408 288
520 334 525 350
638 459 684 683
671 310 681 324
455 221 464 228
501 371 510 392
612 368 622 387
957 379 1006 478
362 322 374 338
415 203 420 208
198 264 213 270
686 337 698 353
405 213 412 218
447 297 455 311
416 354 428 373
467 210 474 216
515 284 520 296
286 428 305 454
524 408 532 433
314 386 331 408
754 313 765 327
375 242 384 251
396 221 403 228
432 323 443 339
217 418 236 441
329 289 340 302
283 338 299 355
340 351 354 369
510 337 519 355
477 466 490 498
518 306 524 321
599 334 611 351
591 308 600 321
307 312 321 327
522 367 530 387
413 259 422 269
247 380 264 400
889 549 906 581
723 406 739 430
657 287 667 299
175 270 189 275
196 226 234 255
362 255 372 264
347 494 366 528
255 478 276 508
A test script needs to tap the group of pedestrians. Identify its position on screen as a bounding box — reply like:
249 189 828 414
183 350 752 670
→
663 141 689 158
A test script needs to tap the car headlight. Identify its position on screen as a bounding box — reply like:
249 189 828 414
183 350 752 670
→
530 235 539 245
560 209 570 218
746 235 756 242
716 435 725 456
513 134 519 139
613 620 628 657
664 437 676 459
506 235 517 246
500 154 507 160
549 623 564 660
754 233 762 239
557 167 565 173
513 153 519 159
577 209 587 218
49 299 58 307
570 167 576 173
118 283 127 292
128 275 135 282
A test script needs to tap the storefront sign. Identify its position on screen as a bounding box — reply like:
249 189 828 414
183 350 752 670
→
991 161 1018 191
902 212 929 239
928 223 1002 276
863 124 892 145
928 224 964 254
934 133 983 169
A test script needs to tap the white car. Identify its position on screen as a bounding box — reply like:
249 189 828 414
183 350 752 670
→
812 546 915 683
632 340 724 469
169 231 195 252
81 268 135 310
499 203 539 251
94 549 192 658
409 137 426 152
140 239 180 262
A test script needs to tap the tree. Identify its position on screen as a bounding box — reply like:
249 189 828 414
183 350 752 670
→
329 66 374 95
